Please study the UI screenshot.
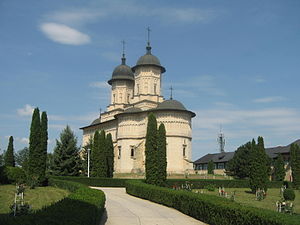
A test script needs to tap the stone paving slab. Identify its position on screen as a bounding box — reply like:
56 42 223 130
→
91 187 207 225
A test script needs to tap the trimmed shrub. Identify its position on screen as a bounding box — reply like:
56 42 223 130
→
283 189 296 201
126 180 300 225
0 178 105 225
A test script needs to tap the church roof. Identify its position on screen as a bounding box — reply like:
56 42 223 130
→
132 45 166 73
108 56 134 85
124 107 143 113
157 99 187 110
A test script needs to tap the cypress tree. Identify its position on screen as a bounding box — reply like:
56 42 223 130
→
273 154 285 181
28 108 41 184
91 131 100 177
290 143 300 188
106 133 114 178
145 113 158 185
52 126 81 176
249 137 269 192
157 123 167 186
207 160 214 175
4 136 15 167
39 111 48 183
92 130 107 177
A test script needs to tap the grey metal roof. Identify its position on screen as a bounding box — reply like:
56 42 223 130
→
157 99 187 111
132 46 166 73
108 57 134 85
124 107 143 113
91 118 101 125
194 152 235 164
194 139 300 164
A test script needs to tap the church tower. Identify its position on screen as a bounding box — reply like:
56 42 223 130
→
107 49 134 112
131 29 166 109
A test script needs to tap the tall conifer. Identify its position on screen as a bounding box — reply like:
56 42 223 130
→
145 113 158 184
106 133 114 178
39 111 48 183
157 123 167 186
291 143 300 188
4 136 15 167
28 108 41 184
273 154 285 181
92 130 107 177
249 137 269 192
52 126 81 176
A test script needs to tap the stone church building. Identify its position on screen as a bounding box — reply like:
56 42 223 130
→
81 41 196 174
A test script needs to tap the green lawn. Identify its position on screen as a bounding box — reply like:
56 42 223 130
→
0 185 70 214
193 188 300 214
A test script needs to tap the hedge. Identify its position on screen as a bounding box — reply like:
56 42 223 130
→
51 176 290 189
51 176 140 187
0 178 106 225
126 180 300 225
166 179 289 189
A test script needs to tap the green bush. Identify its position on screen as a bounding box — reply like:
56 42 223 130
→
283 189 296 201
0 178 106 225
126 180 300 225
204 184 215 191
5 166 26 184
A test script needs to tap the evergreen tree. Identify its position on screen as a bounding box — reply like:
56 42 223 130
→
4 136 15 167
225 142 252 178
145 113 158 185
52 126 81 176
40 112 48 182
157 123 167 186
106 133 114 178
290 143 300 188
15 147 29 171
92 130 107 177
249 137 270 192
28 108 41 185
273 154 285 181
0 152 3 167
207 160 214 175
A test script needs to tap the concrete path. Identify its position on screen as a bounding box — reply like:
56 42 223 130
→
92 187 206 225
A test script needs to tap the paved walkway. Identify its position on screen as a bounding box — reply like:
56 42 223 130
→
91 187 206 225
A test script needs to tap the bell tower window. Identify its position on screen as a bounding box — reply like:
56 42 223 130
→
154 84 157 95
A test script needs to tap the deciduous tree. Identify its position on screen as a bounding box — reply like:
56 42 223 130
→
291 143 300 188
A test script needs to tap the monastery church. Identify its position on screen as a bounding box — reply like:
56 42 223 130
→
81 38 196 174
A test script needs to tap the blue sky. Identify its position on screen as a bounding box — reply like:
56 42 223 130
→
0 0 299 160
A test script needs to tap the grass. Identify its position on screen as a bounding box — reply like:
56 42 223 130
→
193 187 300 214
0 185 70 214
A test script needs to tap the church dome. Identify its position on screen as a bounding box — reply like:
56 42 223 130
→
132 45 166 73
108 56 134 85
157 99 187 111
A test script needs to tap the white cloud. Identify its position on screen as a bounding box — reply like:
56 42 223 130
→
89 81 109 88
253 96 286 103
40 23 90 45
44 1 218 26
17 104 34 117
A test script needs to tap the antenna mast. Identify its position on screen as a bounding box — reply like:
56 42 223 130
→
217 125 225 153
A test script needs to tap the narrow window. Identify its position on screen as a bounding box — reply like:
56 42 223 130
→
113 94 116 103
183 145 187 157
118 146 121 159
154 84 157 95
119 93 122 102
127 94 130 103
130 146 135 159
137 84 140 94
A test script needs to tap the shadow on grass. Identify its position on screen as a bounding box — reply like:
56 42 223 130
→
0 198 104 225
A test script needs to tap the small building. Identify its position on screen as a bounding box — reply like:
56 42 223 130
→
194 139 300 180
